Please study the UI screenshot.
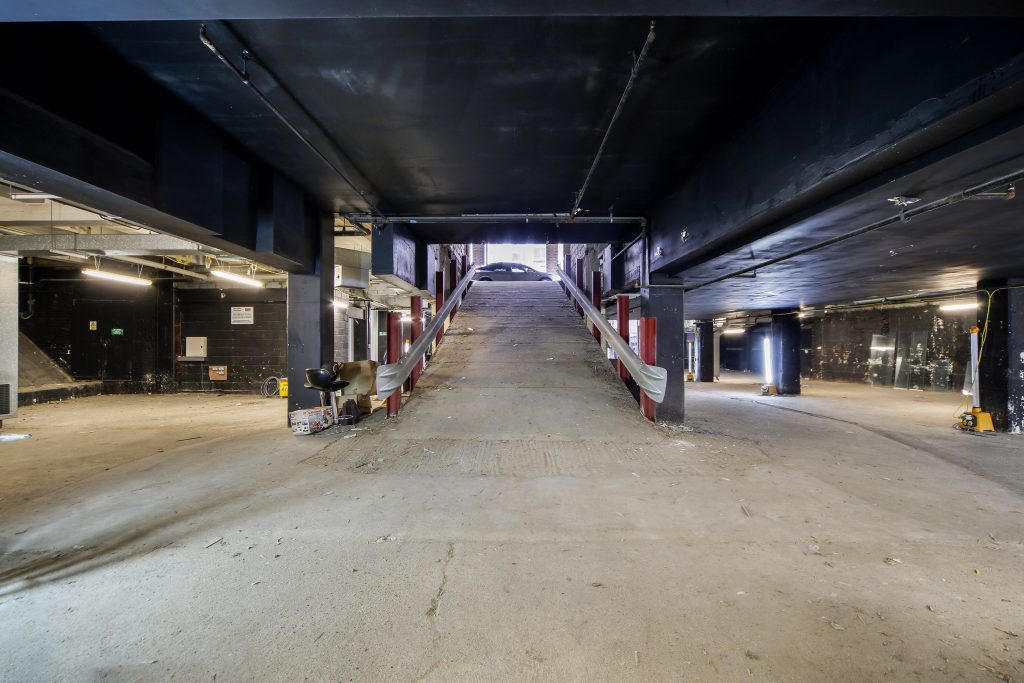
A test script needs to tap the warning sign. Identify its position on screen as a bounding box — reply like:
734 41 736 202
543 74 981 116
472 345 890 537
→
89 321 97 331
230 306 254 325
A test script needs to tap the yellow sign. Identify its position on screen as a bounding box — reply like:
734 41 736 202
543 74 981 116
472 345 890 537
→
89 321 97 331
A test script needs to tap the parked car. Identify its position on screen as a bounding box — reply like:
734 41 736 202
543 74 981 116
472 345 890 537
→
473 262 554 281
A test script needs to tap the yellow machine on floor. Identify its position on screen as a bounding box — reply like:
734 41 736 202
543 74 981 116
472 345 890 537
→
956 325 994 433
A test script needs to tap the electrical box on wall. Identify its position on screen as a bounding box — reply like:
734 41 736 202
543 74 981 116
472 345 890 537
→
184 336 207 359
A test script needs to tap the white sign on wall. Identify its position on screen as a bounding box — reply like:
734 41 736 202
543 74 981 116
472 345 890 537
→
230 306 254 325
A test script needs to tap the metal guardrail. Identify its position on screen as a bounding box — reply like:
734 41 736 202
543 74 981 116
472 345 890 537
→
376 265 477 397
555 266 667 404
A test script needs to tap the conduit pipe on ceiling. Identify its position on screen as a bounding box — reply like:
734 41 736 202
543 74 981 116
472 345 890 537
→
106 255 210 281
349 213 647 225
199 23 385 222
686 170 1023 292
570 20 656 217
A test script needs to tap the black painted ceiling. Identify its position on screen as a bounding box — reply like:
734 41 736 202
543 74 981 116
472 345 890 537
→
681 118 1024 318
90 17 829 218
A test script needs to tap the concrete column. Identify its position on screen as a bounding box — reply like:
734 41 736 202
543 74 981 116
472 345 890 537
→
641 286 685 422
286 213 334 414
771 311 801 395
978 280 1024 432
695 320 715 382
0 255 18 422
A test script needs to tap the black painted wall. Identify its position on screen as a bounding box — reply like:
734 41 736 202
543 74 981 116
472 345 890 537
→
18 264 287 395
175 288 287 393
19 264 173 389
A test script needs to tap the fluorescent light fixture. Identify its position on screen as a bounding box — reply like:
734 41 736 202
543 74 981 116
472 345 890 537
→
210 269 263 288
400 315 412 322
870 345 895 352
762 336 773 385
82 268 152 287
49 249 88 260
721 328 746 335
798 312 811 318
939 302 979 312
332 300 348 309
10 192 60 200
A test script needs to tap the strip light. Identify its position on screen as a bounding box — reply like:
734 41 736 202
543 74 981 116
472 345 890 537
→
721 328 746 335
211 269 264 288
762 336 774 386
939 302 979 312
332 300 348 309
82 268 152 287
10 192 60 200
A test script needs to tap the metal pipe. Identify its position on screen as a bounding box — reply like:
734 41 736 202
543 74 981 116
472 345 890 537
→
611 228 645 260
570 20 656 217
199 24 385 220
687 169 1023 292
106 255 209 280
348 213 647 225
376 266 477 398
556 266 667 405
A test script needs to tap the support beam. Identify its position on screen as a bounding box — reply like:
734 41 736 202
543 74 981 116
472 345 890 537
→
641 286 685 422
978 279 1024 432
639 317 657 422
591 271 603 344
771 311 802 395
695 320 715 382
0 233 213 257
386 311 402 417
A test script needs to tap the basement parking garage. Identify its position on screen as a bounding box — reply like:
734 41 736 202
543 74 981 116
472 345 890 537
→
1 3 1024 680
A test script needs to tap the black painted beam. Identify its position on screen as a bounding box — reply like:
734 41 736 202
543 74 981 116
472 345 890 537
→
5 1 1024 21
0 24 329 273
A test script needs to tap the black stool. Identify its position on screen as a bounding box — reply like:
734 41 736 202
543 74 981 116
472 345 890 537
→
304 367 350 424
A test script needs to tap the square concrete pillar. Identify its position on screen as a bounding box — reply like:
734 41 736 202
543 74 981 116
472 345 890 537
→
770 311 802 395
978 280 1024 432
286 211 334 414
695 320 715 382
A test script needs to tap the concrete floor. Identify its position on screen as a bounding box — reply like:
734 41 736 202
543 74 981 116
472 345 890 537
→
1 281 1022 681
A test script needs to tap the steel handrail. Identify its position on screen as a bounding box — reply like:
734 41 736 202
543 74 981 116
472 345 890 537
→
556 266 667 404
376 265 477 397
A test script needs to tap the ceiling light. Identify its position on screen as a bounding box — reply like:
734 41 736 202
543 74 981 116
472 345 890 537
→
939 302 979 312
211 269 263 288
49 249 88 260
82 268 152 287
721 328 746 335
10 192 60 201
332 300 348 309
887 196 921 207
870 346 895 352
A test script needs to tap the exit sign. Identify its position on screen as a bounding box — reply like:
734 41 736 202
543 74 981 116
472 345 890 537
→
111 328 125 336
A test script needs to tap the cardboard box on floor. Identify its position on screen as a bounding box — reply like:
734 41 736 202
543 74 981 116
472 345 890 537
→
335 359 378 414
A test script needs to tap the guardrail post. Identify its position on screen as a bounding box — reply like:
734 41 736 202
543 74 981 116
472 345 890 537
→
448 258 458 322
617 295 631 382
574 258 585 317
435 272 445 347
591 271 603 343
410 296 422 389
640 317 657 421
387 311 402 417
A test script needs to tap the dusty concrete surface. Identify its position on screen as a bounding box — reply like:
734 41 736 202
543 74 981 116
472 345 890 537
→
1 281 1022 681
